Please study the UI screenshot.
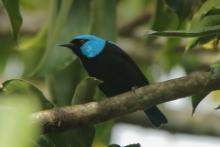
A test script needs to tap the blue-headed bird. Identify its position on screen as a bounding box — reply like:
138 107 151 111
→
60 35 167 127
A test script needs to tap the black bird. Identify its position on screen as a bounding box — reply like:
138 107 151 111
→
60 34 167 127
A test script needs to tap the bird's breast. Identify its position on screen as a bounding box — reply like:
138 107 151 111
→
81 56 143 96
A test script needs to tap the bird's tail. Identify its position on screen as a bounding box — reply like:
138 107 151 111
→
144 106 167 127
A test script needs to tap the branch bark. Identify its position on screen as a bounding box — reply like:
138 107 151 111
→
33 71 220 134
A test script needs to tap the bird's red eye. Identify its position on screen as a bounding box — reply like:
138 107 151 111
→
79 40 85 44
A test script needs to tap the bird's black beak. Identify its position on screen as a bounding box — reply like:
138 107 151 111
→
59 43 74 48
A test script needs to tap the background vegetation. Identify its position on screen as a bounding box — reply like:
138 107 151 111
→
1 0 220 146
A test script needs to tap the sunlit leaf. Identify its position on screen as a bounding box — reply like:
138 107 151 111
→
186 35 217 50
2 0 22 41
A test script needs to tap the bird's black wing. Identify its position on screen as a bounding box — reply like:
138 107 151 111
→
106 41 149 86
105 41 167 127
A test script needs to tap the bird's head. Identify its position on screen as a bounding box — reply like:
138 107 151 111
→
60 34 106 59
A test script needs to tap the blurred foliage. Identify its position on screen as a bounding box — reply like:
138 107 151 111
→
0 96 40 147
1 0 220 146
164 0 206 23
2 0 22 41
0 79 54 109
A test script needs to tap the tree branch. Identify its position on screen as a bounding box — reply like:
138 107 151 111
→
32 71 220 134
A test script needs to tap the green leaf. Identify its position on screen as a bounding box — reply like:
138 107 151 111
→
191 92 209 114
38 135 54 147
44 127 95 147
157 38 181 70
148 1 220 49
33 0 75 76
47 59 83 106
146 0 179 44
151 0 179 31
20 0 49 11
0 79 54 109
117 0 149 26
46 0 94 106
164 0 207 22
193 0 220 19
201 7 220 19
92 0 117 41
187 0 220 49
41 77 101 147
0 35 16 73
19 25 47 51
186 35 217 50
72 77 102 104
93 121 114 147
2 0 22 41
148 25 220 38
0 96 40 147
34 0 93 76
19 25 48 76
148 0 181 70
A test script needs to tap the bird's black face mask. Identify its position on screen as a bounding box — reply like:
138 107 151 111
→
60 39 87 58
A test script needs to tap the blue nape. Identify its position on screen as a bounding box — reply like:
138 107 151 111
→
74 34 106 58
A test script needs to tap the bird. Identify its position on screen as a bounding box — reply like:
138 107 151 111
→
60 34 167 127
